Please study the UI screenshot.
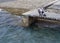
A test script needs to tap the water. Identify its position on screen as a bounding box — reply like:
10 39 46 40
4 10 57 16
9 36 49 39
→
0 10 60 43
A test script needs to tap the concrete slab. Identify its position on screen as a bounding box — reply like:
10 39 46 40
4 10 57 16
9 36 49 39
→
0 0 54 9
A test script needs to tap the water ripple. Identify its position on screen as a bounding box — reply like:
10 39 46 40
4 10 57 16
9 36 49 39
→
0 10 60 43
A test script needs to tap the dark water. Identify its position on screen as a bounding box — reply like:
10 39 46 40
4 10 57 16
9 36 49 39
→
0 10 60 43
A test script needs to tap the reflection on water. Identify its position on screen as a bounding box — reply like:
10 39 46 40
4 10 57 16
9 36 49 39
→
0 10 60 43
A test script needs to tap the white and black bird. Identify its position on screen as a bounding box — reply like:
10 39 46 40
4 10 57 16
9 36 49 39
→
22 0 58 17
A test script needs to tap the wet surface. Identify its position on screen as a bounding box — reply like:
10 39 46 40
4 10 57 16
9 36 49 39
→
0 10 60 43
